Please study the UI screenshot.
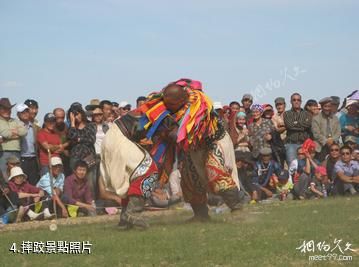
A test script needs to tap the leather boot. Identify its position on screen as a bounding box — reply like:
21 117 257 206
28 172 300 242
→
187 203 210 223
219 188 243 212
119 196 149 230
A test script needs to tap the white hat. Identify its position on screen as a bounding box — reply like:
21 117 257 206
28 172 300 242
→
16 103 29 113
213 102 223 110
50 157 63 166
8 166 27 180
119 101 131 108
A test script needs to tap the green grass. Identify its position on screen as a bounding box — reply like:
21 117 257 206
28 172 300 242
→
1 197 358 267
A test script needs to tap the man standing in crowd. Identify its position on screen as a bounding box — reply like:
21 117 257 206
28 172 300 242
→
118 101 132 118
331 96 341 117
283 93 312 165
241 94 253 121
0 98 27 178
136 96 147 109
24 99 40 128
16 103 40 185
272 97 287 141
100 100 113 124
312 97 341 161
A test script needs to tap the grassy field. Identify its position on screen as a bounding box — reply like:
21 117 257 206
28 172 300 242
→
1 197 358 267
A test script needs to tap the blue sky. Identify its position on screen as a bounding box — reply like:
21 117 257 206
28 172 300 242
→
1 0 358 120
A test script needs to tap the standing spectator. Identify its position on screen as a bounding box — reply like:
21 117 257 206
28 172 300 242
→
16 103 40 185
63 160 96 216
67 103 97 198
235 151 258 203
99 100 113 123
118 101 132 118
241 94 253 118
248 104 275 159
112 102 120 118
283 93 312 165
339 100 358 144
53 107 71 176
304 99 320 117
37 113 62 175
330 96 341 117
333 146 359 195
0 98 27 178
272 97 287 141
136 96 147 109
37 157 68 218
312 97 341 161
229 101 241 114
262 104 274 120
231 112 250 152
24 99 40 128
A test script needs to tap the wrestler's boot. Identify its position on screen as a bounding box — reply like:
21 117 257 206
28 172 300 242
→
219 187 243 212
187 203 210 223
120 196 149 230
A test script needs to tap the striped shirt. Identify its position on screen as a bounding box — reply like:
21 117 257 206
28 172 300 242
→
283 109 312 144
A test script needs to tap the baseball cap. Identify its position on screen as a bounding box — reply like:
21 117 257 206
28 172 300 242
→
50 157 63 166
24 99 39 108
44 113 56 122
16 103 29 113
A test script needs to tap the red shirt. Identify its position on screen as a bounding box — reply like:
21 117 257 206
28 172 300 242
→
37 129 61 165
8 180 40 194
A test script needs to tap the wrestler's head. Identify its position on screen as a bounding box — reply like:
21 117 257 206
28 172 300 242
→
163 84 188 113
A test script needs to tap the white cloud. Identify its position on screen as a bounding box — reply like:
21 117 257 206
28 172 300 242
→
0 81 23 88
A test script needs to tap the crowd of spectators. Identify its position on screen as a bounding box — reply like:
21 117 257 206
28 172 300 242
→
0 90 358 224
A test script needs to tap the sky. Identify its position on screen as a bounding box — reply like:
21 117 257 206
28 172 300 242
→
0 0 358 121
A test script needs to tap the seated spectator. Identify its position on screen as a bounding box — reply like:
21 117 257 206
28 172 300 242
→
275 170 292 201
322 143 341 194
235 151 258 204
4 155 21 181
306 166 329 199
344 136 357 159
0 169 17 219
63 160 96 217
36 157 68 218
253 148 283 200
248 104 275 159
333 146 359 195
8 167 54 222
37 113 63 175
290 147 311 199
